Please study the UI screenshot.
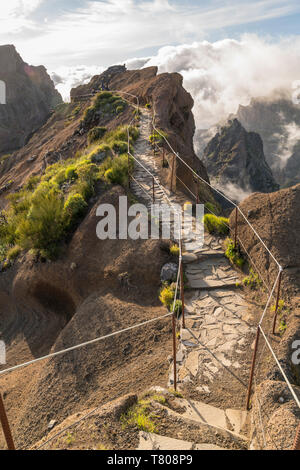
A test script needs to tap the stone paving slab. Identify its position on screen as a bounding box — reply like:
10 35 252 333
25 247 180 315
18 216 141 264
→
131 111 253 429
138 432 226 450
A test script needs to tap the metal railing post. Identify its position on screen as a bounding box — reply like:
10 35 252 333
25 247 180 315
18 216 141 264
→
128 153 131 189
180 240 185 329
272 270 283 334
246 326 260 410
152 177 155 203
172 314 177 391
293 423 300 450
0 393 15 450
171 154 176 192
234 207 238 248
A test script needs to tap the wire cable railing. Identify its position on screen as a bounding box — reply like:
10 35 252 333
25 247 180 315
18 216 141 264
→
0 89 298 451
144 100 300 450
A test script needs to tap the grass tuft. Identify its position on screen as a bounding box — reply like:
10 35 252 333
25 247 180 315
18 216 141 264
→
204 214 229 236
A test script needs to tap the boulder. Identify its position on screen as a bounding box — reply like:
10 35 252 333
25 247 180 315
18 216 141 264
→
161 263 178 282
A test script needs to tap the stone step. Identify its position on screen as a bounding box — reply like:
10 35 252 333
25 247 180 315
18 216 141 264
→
152 401 248 448
186 278 238 290
138 432 226 450
172 398 248 438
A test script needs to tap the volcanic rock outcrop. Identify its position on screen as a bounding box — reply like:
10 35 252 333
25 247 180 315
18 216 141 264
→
0 64 207 448
230 183 300 295
0 45 62 154
229 185 300 448
72 65 210 197
235 93 300 188
202 118 279 199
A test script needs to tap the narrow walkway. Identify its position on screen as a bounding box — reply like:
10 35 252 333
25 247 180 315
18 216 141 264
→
131 109 256 411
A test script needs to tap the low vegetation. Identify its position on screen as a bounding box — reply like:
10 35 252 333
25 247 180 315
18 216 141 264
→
271 300 290 336
204 214 229 236
159 283 175 311
170 244 180 257
88 126 107 144
0 122 139 261
83 91 127 126
224 238 245 269
120 394 165 433
204 201 221 216
149 129 168 146
242 269 262 289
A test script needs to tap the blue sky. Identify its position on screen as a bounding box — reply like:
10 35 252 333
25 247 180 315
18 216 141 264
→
0 0 300 68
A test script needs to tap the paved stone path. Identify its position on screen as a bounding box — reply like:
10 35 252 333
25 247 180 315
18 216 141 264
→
131 108 255 413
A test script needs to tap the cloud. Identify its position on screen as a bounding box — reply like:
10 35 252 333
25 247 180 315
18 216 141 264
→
273 118 300 168
137 35 300 130
220 181 252 203
50 65 104 101
1 0 300 69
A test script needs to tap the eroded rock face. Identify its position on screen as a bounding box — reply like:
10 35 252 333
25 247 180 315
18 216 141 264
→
230 183 300 295
71 65 210 196
202 119 279 199
0 45 62 154
235 94 300 188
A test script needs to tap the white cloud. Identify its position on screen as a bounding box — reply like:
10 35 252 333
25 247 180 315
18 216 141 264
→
50 64 104 101
273 119 300 168
138 35 300 129
1 0 300 69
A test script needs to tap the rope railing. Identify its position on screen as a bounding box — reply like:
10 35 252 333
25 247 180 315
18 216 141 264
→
0 90 298 451
145 100 300 450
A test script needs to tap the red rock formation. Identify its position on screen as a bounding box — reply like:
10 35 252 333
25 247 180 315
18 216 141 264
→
71 66 210 197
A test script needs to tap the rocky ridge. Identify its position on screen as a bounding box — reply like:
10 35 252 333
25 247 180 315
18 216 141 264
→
0 45 62 154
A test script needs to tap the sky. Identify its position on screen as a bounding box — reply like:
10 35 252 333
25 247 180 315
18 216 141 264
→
1 0 300 127
1 0 300 68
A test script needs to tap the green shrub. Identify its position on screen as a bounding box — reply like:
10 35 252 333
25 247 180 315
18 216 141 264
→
170 244 180 256
116 105 125 114
7 245 21 261
25 175 40 191
89 144 112 163
16 189 65 259
174 300 182 316
112 141 128 154
225 238 245 268
83 92 127 125
129 126 139 142
121 398 157 433
64 193 87 228
103 154 133 187
205 201 221 216
65 166 78 181
159 284 175 310
149 129 167 145
242 269 262 289
88 127 107 144
204 214 229 236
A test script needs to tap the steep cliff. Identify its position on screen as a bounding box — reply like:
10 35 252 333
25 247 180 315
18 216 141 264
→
229 184 300 449
0 65 205 448
235 94 300 188
230 183 300 296
72 65 210 195
0 45 62 154
202 119 279 199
